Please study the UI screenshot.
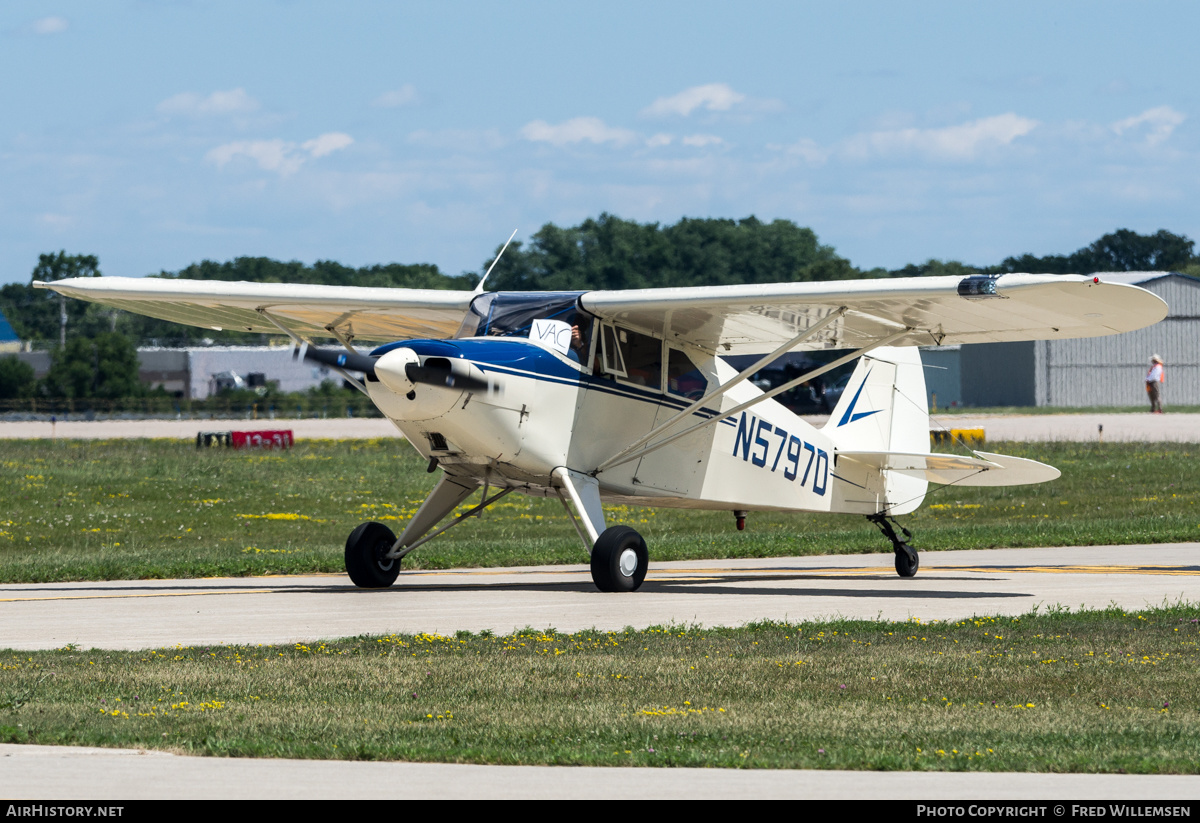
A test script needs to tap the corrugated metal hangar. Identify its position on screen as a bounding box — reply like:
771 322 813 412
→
928 272 1198 408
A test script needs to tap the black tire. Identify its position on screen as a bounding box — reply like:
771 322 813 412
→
894 543 919 578
590 525 648 592
345 521 400 588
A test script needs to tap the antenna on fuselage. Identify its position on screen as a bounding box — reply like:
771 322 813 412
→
473 229 518 295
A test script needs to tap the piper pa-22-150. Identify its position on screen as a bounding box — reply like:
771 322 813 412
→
39 264 1167 591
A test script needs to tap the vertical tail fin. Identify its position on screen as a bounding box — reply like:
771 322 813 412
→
825 346 929 514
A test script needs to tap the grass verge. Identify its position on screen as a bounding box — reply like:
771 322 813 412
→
3 606 1198 771
2 439 1198 583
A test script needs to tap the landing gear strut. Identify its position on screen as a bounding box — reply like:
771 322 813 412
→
343 476 514 589
867 513 919 578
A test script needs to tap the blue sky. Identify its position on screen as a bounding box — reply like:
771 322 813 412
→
3 1 1198 284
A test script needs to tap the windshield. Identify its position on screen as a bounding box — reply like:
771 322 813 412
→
461 292 586 339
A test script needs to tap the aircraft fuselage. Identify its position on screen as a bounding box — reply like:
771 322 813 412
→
365 337 838 515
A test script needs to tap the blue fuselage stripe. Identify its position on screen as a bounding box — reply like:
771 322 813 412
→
379 337 738 427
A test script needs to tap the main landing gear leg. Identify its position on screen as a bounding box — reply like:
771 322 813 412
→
553 467 648 593
867 512 919 578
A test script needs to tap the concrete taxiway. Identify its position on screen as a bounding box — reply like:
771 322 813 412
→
4 544 1199 799
4 743 1200 800
4 543 1197 651
2 411 1199 442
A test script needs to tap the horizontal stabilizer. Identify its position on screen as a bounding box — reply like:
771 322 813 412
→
838 450 1060 487
956 451 1062 487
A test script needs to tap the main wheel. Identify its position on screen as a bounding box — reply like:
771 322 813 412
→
345 521 400 588
590 525 648 592
894 543 919 578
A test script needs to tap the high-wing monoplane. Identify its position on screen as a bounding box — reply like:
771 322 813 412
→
38 268 1167 591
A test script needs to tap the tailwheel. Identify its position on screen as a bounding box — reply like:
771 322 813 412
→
345 521 400 588
894 543 919 578
590 525 648 592
867 512 919 579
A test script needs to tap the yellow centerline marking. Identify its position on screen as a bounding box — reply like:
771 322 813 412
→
931 565 1200 576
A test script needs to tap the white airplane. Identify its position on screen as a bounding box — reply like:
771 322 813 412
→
38 268 1167 591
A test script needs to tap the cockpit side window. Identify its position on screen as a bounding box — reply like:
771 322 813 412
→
599 323 626 377
621 330 663 390
596 323 670 390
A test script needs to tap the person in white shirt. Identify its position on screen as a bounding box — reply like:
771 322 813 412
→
1146 354 1164 413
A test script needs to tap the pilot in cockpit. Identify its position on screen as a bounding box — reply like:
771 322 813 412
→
565 312 591 364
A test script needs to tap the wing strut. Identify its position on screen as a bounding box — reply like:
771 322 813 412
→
593 308 848 473
257 308 371 397
325 323 360 355
594 326 913 474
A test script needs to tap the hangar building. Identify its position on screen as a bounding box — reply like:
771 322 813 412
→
10 346 338 399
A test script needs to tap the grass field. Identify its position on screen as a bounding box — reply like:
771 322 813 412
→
4 439 1199 773
3 606 1198 772
2 438 1197 584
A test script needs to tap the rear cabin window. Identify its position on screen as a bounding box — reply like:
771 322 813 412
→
667 348 708 400
622 330 662 390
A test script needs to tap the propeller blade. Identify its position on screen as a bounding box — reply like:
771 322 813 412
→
405 362 490 393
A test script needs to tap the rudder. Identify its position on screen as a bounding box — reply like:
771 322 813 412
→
825 346 929 514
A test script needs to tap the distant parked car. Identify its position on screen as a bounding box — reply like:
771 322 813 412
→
750 368 850 415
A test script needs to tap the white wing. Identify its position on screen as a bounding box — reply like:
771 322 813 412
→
580 273 1168 355
35 277 475 343
38 271 1168 353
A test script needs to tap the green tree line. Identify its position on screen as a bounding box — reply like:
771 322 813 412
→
2 219 1198 402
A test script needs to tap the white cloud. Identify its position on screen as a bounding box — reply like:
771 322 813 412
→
302 132 354 158
207 139 299 175
206 132 354 176
520 117 637 147
38 213 74 228
643 83 746 117
158 88 261 118
408 128 506 152
372 84 419 108
844 113 1039 161
31 16 68 35
521 120 726 150
1111 106 1185 146
771 138 829 165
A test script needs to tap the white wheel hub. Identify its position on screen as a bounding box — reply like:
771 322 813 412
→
618 548 639 577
